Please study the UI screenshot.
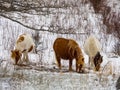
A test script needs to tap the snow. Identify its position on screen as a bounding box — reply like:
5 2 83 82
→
0 18 119 89
0 49 119 90
0 0 120 89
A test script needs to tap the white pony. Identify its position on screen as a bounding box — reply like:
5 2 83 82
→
84 35 103 71
11 34 35 65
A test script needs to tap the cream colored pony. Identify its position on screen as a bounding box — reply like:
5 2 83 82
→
84 35 103 71
11 34 35 65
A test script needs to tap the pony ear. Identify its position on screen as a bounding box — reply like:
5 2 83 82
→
101 56 103 62
82 58 84 62
11 50 13 53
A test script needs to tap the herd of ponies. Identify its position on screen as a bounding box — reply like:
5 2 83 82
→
11 33 103 73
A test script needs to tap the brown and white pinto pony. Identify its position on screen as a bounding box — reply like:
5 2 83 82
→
11 34 35 65
84 35 103 71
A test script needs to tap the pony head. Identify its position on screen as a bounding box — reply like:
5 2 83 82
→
11 49 22 65
94 52 103 71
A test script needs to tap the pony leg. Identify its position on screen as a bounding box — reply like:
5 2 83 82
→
17 54 22 65
17 58 22 65
89 57 91 66
56 56 61 70
24 51 30 65
89 56 95 70
88 56 91 69
22 52 26 61
76 63 78 72
69 60 73 71
91 57 95 68
19 52 26 64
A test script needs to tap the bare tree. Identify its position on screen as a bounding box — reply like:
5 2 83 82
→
0 0 89 34
90 0 120 38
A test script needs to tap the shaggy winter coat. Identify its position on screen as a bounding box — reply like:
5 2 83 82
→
84 35 103 71
53 38 84 72
11 34 35 65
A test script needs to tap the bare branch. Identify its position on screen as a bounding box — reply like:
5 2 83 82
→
0 13 87 35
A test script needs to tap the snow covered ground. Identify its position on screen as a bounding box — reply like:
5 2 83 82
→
0 0 119 89
0 50 119 90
